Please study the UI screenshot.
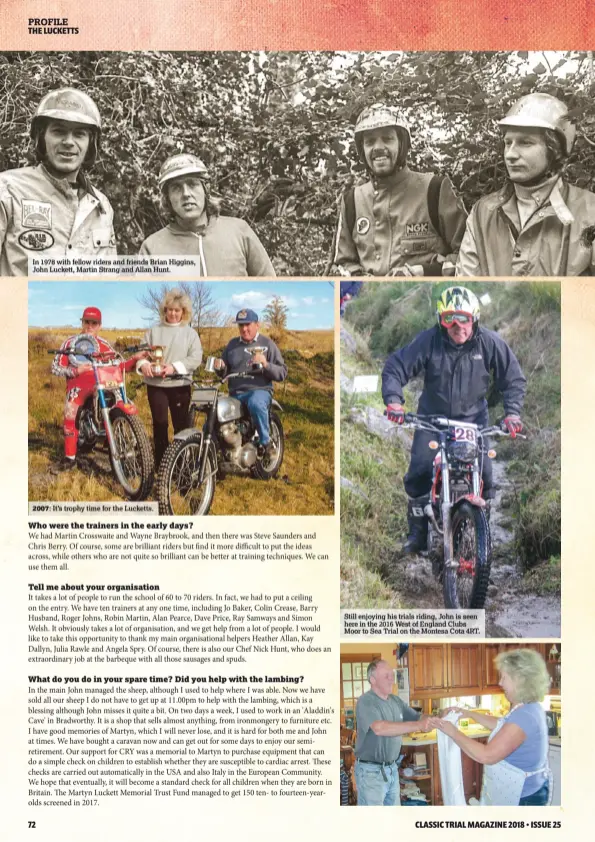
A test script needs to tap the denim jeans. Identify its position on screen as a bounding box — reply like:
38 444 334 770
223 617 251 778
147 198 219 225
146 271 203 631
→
235 390 272 446
355 760 401 806
519 781 549 806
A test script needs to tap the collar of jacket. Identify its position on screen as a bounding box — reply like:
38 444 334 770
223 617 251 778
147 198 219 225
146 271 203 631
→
371 165 411 191
166 218 215 237
488 177 574 226
38 164 108 214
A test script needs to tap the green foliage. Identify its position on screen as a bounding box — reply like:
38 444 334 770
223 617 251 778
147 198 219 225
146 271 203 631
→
3 51 595 273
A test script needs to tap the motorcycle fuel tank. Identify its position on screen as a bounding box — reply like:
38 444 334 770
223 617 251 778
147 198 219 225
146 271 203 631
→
217 396 243 424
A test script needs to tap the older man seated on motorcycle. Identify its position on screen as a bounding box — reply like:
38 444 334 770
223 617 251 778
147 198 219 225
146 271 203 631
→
51 306 147 470
382 286 526 553
213 309 287 458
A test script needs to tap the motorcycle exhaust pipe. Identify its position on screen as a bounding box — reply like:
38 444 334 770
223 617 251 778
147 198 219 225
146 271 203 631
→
424 503 443 536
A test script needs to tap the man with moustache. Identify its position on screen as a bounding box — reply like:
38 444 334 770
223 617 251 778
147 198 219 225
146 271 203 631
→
334 103 467 277
457 93 595 276
0 88 115 276
355 659 432 806
140 153 275 276
383 287 526 553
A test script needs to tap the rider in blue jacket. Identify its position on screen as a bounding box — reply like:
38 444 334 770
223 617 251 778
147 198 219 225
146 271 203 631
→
382 286 526 553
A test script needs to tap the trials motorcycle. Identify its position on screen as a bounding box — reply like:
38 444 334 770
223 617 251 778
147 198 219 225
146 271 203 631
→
402 413 524 610
156 370 284 516
49 337 154 500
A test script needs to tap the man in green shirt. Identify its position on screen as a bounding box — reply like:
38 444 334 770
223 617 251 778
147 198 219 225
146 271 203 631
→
355 660 432 805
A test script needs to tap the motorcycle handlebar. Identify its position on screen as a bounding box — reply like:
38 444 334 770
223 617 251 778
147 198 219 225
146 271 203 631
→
400 413 526 439
47 349 120 361
163 371 257 384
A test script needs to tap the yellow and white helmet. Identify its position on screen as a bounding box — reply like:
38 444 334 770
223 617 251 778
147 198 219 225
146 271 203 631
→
498 93 576 156
436 286 481 326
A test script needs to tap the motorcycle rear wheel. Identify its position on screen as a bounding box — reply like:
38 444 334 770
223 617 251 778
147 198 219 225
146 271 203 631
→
252 412 284 481
443 501 491 609
109 410 154 501
157 436 216 516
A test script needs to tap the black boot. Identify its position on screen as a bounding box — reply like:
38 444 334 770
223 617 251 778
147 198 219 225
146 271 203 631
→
403 496 429 553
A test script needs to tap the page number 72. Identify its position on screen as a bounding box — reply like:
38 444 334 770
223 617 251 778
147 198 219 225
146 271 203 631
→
28 822 36 829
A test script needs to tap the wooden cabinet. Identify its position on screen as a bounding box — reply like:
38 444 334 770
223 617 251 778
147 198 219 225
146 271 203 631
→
482 643 505 692
410 645 448 694
462 750 480 802
410 644 481 697
431 736 486 805
448 645 481 694
482 643 548 692
410 643 556 698
431 744 443 805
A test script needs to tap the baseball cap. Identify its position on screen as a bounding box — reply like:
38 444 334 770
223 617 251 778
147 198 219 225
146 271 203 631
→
82 307 102 322
235 309 259 324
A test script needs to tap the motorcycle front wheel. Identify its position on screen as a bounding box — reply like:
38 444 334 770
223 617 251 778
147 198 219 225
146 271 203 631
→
443 501 491 609
109 410 154 501
252 412 285 481
157 436 216 516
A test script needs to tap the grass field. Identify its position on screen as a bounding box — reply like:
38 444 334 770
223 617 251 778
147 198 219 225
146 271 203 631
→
28 327 335 515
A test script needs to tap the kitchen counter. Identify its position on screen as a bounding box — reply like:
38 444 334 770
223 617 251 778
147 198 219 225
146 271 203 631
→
403 727 491 745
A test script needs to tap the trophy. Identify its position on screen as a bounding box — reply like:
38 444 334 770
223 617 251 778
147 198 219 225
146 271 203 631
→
248 346 267 370
149 345 166 375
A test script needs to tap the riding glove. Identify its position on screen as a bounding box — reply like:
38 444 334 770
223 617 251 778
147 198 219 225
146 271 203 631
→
386 403 405 424
503 415 523 438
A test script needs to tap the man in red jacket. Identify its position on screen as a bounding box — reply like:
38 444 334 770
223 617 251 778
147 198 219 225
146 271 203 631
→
51 307 146 470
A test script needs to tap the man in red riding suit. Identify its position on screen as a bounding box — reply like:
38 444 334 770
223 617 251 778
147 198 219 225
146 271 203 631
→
51 306 146 470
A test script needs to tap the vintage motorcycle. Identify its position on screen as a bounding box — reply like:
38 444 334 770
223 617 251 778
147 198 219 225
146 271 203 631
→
156 372 285 516
402 413 524 610
49 337 154 500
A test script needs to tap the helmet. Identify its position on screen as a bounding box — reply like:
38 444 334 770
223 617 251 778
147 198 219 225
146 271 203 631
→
436 286 480 326
158 153 209 189
353 103 411 170
32 88 102 130
31 88 101 167
498 93 576 156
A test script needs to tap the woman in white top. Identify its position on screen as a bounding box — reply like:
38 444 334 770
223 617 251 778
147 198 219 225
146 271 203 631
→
138 289 202 467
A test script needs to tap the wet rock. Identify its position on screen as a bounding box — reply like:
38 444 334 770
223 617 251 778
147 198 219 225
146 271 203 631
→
348 406 412 448
340 326 357 354
340 476 370 502
402 558 436 594
488 594 560 638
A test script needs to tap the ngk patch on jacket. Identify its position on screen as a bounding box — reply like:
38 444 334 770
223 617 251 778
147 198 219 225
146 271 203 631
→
0 164 116 276
382 325 526 422
334 167 467 276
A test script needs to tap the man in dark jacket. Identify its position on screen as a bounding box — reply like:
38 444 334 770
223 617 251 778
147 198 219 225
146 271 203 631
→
382 286 526 553
214 309 287 458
